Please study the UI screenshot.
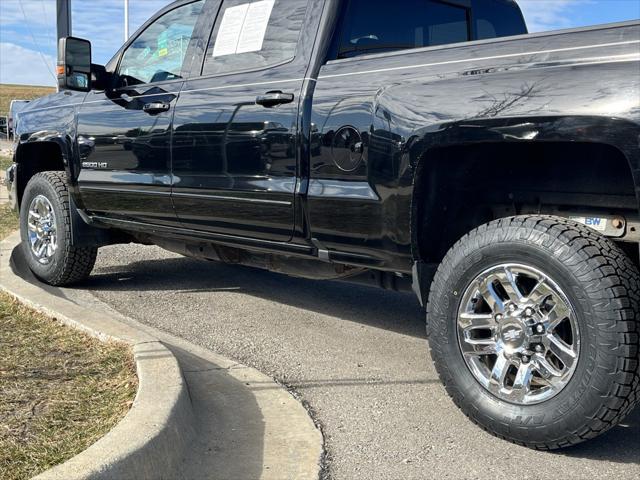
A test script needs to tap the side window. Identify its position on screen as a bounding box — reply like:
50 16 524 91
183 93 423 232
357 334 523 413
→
334 0 470 60
117 1 204 86
202 0 307 76
472 0 528 40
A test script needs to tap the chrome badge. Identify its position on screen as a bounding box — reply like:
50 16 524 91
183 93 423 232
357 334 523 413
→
81 161 108 169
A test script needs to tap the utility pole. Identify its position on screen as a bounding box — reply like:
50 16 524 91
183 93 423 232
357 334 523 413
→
124 0 130 42
56 0 72 92
56 0 72 41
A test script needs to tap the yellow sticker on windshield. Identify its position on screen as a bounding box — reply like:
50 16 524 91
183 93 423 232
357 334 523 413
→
158 48 168 57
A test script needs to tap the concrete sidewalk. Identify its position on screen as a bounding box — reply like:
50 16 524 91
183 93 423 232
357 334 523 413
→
75 287 325 480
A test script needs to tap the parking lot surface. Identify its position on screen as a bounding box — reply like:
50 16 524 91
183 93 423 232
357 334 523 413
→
86 244 640 480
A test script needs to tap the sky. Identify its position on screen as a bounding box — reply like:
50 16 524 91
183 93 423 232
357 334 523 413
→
1 0 639 86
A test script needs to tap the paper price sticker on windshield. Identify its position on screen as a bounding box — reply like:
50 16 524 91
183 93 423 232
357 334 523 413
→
212 0 275 57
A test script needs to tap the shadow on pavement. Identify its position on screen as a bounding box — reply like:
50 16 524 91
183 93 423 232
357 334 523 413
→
167 344 267 480
83 255 428 339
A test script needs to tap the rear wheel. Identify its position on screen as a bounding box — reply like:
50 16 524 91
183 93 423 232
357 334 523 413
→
20 171 97 286
426 215 640 449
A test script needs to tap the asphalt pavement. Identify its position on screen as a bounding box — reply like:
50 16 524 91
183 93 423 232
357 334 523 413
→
84 243 640 480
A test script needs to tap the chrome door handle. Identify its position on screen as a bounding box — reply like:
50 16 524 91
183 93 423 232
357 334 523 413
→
143 102 170 114
255 91 294 108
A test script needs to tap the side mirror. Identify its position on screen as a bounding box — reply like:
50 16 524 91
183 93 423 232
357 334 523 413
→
57 37 92 92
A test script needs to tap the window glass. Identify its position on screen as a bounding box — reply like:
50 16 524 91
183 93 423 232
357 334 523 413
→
202 0 307 76
117 1 204 86
336 0 469 59
472 0 528 40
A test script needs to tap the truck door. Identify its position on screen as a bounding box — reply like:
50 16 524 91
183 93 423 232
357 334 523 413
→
171 0 311 242
76 0 205 227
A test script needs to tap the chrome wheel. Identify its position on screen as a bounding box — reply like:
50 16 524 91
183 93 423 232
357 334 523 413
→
27 194 58 264
457 263 580 405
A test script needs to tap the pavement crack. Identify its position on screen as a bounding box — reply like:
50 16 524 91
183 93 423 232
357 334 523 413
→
182 364 247 373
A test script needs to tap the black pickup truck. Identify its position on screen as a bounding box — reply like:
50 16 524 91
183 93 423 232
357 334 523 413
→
6 0 640 450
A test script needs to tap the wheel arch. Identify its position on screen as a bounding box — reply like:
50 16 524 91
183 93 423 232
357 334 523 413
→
14 138 72 209
409 115 640 265
14 138 115 248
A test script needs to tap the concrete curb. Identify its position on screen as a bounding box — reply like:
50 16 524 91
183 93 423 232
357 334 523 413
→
0 232 196 480
1 231 324 479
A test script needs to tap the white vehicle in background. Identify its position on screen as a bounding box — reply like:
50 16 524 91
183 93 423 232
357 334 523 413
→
8 100 30 139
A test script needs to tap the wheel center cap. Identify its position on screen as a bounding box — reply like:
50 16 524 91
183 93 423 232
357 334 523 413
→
500 321 527 348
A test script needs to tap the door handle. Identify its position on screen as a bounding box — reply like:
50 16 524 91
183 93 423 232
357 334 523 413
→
143 101 170 115
255 91 294 108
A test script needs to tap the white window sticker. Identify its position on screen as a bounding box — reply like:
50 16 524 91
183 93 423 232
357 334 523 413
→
236 0 275 53
212 3 249 57
212 0 275 58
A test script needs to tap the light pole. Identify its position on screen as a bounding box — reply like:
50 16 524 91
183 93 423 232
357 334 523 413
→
124 0 129 42
56 0 72 41
56 0 72 91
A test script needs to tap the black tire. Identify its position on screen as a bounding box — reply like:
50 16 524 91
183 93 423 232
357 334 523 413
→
20 171 97 286
426 215 640 449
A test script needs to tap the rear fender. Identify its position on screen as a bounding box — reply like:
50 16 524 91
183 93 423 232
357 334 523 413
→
407 115 640 260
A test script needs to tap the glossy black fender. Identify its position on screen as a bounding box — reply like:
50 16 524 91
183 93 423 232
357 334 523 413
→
13 91 83 199
407 116 640 259
12 90 113 246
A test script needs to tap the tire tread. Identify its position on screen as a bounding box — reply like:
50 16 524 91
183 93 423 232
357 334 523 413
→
426 215 640 450
26 171 97 285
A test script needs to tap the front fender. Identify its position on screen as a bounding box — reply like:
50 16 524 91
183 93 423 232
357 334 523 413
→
16 90 86 170
13 90 86 205
11 91 113 247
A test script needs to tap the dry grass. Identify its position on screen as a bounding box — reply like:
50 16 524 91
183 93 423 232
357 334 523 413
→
0 191 137 480
0 155 12 171
0 295 138 480
0 84 55 117
0 204 18 240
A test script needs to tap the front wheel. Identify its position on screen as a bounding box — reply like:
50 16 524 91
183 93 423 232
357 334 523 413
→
20 171 97 286
427 215 640 449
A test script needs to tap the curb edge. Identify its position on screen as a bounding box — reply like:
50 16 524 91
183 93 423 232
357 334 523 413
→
1 232 195 480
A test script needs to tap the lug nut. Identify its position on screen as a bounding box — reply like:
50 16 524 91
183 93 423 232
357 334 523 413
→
525 307 534 316
536 324 545 334
535 345 544 353
495 314 503 321
522 355 530 363
509 304 517 312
